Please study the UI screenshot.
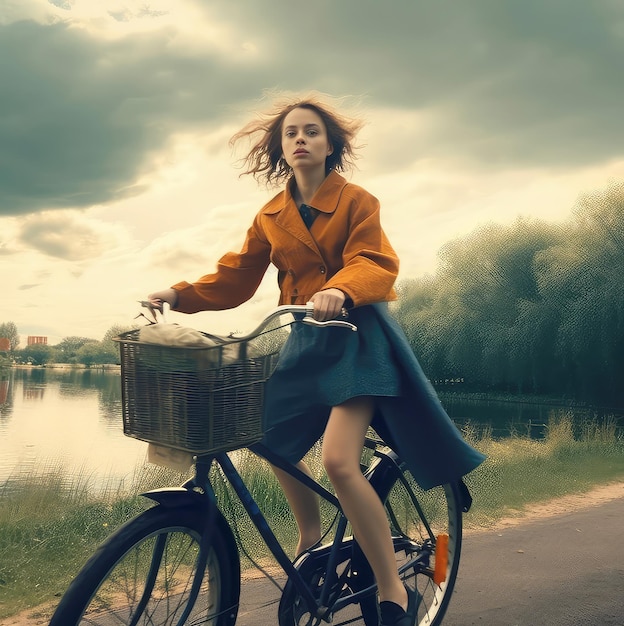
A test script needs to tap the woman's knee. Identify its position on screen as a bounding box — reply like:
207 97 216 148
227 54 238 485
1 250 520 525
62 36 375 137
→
321 396 374 485
322 446 359 484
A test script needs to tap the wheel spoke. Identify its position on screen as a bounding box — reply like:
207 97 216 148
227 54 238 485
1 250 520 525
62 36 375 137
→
49 507 239 626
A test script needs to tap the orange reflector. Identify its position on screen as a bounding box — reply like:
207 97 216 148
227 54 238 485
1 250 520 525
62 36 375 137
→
433 533 449 586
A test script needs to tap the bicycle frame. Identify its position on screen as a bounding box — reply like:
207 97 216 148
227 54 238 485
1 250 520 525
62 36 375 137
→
140 440 411 622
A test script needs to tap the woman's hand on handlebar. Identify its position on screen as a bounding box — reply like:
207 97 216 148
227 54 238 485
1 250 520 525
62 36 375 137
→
308 288 346 321
147 288 178 311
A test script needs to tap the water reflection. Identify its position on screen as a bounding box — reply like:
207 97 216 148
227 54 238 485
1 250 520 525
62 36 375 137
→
0 368 15 419
0 367 146 492
23 386 45 400
0 379 8 405
18 369 46 402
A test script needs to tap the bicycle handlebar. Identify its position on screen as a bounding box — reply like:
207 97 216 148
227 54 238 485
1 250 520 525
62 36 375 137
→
236 303 358 339
138 301 358 340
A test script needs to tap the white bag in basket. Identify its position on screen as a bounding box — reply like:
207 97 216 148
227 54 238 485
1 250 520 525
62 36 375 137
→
138 323 219 346
138 323 242 366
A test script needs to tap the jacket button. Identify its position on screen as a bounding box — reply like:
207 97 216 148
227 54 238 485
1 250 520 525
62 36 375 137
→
319 266 326 274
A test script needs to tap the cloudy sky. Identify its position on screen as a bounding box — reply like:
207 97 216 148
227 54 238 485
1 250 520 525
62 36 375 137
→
2 0 623 344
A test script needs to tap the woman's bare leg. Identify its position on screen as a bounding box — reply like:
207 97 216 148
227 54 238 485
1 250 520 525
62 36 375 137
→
271 460 321 557
322 396 407 609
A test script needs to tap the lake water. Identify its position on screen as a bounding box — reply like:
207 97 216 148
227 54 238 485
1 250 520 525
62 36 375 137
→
1 367 621 492
0 368 145 492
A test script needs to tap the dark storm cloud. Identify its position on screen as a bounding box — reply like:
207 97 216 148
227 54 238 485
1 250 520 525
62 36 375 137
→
2 0 623 217
0 19 267 217
205 0 624 166
0 20 151 216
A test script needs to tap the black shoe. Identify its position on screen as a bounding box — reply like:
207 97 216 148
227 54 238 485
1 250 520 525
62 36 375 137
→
378 584 421 626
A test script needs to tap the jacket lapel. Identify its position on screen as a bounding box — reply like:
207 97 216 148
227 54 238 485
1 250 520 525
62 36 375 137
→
265 172 347 256
274 199 320 254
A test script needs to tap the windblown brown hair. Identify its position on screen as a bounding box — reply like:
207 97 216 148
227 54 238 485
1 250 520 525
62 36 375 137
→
230 93 364 187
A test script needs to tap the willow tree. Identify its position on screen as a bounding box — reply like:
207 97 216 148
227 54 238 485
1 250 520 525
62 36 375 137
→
547 181 624 402
431 218 559 391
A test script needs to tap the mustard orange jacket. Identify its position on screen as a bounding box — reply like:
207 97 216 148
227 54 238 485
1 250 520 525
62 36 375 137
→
172 171 399 313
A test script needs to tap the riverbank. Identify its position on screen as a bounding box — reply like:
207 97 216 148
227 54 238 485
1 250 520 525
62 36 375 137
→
1 414 623 620
465 479 624 533
439 389 624 416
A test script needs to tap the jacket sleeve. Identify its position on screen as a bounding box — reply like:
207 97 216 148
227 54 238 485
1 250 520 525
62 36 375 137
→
324 188 399 306
171 215 271 314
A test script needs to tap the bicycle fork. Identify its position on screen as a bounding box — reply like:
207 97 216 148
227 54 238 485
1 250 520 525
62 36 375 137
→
140 461 240 626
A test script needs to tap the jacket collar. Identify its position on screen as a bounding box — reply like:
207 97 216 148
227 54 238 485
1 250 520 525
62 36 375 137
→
263 171 347 215
263 171 348 255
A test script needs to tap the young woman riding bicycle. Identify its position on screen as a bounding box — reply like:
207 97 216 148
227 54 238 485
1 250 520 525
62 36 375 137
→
148 93 484 626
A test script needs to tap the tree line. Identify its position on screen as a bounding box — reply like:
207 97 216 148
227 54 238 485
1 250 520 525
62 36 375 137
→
393 181 624 406
0 324 133 367
2 182 622 402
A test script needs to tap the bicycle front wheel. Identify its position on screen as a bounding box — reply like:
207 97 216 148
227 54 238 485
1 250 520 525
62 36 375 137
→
49 505 240 626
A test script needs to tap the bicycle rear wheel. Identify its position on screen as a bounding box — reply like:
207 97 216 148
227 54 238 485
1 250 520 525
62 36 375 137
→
279 468 463 626
49 505 240 626
382 472 463 626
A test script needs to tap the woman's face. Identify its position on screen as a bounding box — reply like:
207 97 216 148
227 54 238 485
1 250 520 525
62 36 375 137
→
281 107 333 174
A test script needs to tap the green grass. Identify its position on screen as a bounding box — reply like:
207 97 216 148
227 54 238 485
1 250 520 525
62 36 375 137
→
1 414 623 619
0 464 172 619
461 414 624 528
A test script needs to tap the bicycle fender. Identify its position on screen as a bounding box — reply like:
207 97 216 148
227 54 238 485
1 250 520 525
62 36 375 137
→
457 478 473 513
141 487 210 509
364 449 404 501
140 488 240 564
367 450 474 513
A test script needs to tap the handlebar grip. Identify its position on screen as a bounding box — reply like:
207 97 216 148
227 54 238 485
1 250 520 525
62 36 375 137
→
302 301 357 331
302 317 357 331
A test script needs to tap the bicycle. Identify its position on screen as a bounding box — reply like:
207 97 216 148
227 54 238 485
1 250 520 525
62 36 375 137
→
48 303 473 626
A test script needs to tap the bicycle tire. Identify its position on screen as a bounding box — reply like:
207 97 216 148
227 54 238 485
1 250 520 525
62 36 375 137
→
48 504 240 626
378 471 463 626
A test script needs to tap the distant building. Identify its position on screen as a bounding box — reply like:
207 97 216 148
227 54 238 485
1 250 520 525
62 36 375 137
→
27 336 48 346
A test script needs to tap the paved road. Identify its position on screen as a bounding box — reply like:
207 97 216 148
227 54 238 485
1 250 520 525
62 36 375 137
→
3 496 621 625
443 496 624 626
236 495 624 625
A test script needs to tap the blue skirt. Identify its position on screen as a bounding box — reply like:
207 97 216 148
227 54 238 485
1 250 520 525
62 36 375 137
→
260 303 485 490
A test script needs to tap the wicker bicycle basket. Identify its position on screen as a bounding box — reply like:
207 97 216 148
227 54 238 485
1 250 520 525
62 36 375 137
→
116 327 284 455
